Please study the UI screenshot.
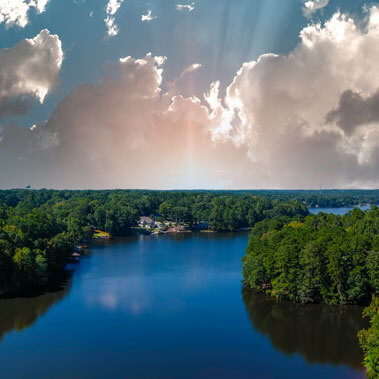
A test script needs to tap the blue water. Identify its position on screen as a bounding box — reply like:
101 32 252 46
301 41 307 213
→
309 204 371 215
0 232 366 378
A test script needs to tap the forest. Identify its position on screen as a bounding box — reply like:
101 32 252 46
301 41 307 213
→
243 207 378 304
1 188 378 295
242 206 379 377
0 189 308 293
243 189 379 208
358 296 379 378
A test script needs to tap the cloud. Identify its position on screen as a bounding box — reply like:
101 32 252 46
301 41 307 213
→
0 0 49 28
180 63 202 79
326 89 379 136
0 53 250 188
0 29 63 118
1 8 379 189
104 0 124 37
141 9 156 22
176 3 195 12
303 0 329 18
206 7 379 188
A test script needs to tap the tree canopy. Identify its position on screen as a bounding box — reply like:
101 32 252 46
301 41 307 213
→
243 207 379 305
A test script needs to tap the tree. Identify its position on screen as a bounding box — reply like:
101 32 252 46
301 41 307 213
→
243 208 378 305
358 296 379 378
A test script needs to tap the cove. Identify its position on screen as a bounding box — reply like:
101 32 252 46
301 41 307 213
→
0 232 367 378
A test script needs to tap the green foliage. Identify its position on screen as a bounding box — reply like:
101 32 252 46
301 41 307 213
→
0 208 72 291
0 189 307 292
358 296 379 378
0 189 310 233
243 207 379 305
0 188 376 294
367 251 379 293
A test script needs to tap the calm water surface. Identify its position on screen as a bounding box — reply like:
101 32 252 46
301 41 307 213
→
0 232 367 378
309 204 371 215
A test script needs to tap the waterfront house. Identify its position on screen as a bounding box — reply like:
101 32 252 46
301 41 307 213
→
139 216 155 228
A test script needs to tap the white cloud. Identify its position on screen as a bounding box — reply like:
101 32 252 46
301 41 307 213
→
0 29 63 116
0 0 49 28
106 0 123 16
180 63 202 79
176 3 194 12
0 52 244 188
207 7 379 188
141 9 156 22
303 0 329 18
104 0 124 37
1 8 379 189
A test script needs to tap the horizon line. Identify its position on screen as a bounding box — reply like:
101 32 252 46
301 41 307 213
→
1 188 379 192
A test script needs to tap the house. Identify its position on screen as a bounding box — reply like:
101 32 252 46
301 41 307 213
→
139 216 155 228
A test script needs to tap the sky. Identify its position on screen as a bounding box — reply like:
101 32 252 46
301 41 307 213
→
0 0 379 189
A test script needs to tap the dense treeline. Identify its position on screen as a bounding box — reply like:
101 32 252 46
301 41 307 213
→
0 189 309 234
245 189 379 208
243 207 379 377
0 188 378 209
0 189 308 292
0 206 73 292
1 188 376 296
242 207 379 305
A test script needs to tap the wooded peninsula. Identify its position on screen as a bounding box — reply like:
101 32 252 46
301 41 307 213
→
242 205 379 377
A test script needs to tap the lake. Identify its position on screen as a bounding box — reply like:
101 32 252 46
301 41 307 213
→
0 231 367 378
309 204 371 215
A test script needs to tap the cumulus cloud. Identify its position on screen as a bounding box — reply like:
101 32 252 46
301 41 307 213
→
180 63 202 79
1 8 379 189
141 9 156 22
303 0 329 18
104 0 124 37
207 7 379 188
0 52 250 188
326 89 379 136
176 3 194 12
0 0 49 28
0 29 63 119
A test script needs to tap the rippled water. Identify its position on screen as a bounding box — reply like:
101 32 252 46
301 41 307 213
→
0 232 367 378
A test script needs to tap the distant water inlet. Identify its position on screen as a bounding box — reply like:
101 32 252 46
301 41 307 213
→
309 205 372 215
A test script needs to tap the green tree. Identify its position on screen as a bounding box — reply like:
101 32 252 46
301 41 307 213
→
358 296 379 378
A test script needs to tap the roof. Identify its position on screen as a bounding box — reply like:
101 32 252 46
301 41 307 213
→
139 216 154 224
